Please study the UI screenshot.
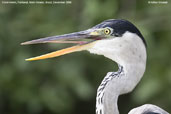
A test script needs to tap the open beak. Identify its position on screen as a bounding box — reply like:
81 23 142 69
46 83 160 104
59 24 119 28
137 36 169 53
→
21 28 103 61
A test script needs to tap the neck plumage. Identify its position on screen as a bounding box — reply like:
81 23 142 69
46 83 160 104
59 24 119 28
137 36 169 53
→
96 62 146 114
96 65 123 114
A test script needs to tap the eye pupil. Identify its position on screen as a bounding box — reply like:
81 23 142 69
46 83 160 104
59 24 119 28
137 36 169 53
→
104 28 111 35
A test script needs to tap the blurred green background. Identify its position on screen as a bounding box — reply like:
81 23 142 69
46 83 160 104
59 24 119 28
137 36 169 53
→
0 0 171 114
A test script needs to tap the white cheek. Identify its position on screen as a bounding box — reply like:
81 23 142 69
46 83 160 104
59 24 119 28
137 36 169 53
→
88 39 117 55
87 32 146 65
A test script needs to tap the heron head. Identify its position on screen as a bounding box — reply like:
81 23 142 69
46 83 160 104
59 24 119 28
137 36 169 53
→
21 19 146 61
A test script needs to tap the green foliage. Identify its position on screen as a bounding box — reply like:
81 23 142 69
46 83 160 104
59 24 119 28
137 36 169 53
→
0 0 171 114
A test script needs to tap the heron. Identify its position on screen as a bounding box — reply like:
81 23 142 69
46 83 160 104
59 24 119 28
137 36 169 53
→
21 19 169 114
128 104 169 114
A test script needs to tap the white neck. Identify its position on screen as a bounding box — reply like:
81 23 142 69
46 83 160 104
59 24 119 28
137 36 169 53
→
87 32 147 114
96 65 123 114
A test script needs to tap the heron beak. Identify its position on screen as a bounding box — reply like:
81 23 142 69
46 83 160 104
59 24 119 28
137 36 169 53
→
21 29 103 61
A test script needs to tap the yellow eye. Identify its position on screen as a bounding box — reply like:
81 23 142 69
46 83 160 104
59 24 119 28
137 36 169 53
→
104 28 111 35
